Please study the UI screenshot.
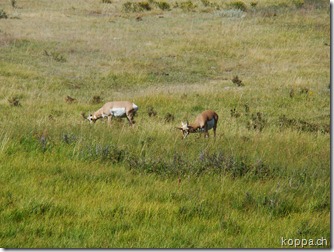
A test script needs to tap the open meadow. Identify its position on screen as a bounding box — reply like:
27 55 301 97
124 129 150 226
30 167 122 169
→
0 0 330 248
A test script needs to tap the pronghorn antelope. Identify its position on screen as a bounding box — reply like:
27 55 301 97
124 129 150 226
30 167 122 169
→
176 110 218 139
84 101 138 126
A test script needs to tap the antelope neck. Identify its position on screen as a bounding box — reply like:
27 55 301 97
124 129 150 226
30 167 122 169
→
188 122 201 132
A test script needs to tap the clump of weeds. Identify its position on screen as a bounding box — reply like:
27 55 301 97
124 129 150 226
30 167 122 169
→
91 95 103 104
44 50 67 63
201 0 221 9
244 104 250 116
149 0 171 10
62 133 77 145
122 2 152 12
247 112 266 131
227 1 247 11
175 0 197 11
164 112 175 122
250 1 258 8
147 106 157 117
232 75 244 86
0 9 8 19
65 95 76 104
8 96 21 107
279 115 329 134
80 144 126 163
127 149 273 180
230 108 241 118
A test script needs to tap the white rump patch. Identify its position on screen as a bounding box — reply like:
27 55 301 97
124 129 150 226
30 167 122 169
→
133 103 139 111
110 107 126 117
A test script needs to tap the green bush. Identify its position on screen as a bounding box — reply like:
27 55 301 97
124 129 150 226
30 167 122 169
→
122 1 152 12
155 1 171 10
179 0 197 11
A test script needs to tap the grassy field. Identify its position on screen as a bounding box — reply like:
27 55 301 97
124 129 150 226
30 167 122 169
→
0 0 330 248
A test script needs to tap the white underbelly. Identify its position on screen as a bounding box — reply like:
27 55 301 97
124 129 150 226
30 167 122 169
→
110 107 126 117
198 118 215 132
206 118 215 130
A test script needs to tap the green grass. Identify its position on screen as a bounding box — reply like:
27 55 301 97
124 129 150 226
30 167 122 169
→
0 0 330 248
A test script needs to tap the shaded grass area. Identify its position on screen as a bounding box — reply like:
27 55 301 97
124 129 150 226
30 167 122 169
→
1 147 330 247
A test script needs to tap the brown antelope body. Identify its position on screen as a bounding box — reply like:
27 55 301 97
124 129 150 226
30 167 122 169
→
86 101 138 126
177 110 218 138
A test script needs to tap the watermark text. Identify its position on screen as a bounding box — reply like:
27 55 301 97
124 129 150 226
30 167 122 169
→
281 237 328 248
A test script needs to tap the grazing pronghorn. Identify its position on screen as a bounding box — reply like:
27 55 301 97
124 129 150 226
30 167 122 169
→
176 110 218 139
85 101 138 126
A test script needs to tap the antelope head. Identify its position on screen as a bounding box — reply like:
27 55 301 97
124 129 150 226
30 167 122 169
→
81 112 96 124
87 114 97 123
175 110 218 139
176 121 193 139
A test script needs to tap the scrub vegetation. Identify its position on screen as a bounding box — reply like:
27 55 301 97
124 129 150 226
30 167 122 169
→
0 0 330 248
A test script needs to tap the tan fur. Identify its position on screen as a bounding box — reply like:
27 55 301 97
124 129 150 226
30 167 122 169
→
87 101 138 126
177 110 218 138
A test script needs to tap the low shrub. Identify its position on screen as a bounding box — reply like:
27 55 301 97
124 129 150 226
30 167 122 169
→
227 1 247 12
179 0 197 11
200 0 220 10
91 95 103 104
8 96 21 107
44 50 67 63
147 106 157 117
79 144 126 163
247 112 266 132
164 113 175 122
122 2 152 12
0 9 8 19
126 150 273 180
232 75 244 86
279 115 330 134
154 1 171 10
